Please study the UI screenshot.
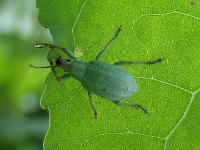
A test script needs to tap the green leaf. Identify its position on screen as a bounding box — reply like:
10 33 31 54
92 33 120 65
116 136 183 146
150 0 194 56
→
37 0 200 149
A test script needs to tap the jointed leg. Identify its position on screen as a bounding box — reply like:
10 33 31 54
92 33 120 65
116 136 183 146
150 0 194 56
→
51 68 70 82
50 61 70 82
30 60 70 82
117 101 149 114
29 64 52 68
35 43 77 60
88 91 98 118
50 61 61 82
29 61 62 82
114 58 164 66
29 62 62 82
95 26 122 61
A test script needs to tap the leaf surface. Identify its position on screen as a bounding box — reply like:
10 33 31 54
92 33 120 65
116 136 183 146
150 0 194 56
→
37 0 200 149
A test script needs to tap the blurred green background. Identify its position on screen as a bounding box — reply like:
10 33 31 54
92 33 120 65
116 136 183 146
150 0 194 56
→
0 0 51 149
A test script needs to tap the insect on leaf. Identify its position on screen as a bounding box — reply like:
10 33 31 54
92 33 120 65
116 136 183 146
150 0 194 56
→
37 0 200 149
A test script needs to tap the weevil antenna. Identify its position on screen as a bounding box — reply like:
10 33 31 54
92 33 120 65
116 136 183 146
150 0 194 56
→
35 43 60 57
35 43 77 60
29 64 55 68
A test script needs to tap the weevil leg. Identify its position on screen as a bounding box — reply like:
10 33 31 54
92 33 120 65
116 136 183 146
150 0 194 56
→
50 61 62 82
29 64 52 68
88 91 98 118
95 26 122 61
114 58 165 66
35 43 77 60
117 102 149 115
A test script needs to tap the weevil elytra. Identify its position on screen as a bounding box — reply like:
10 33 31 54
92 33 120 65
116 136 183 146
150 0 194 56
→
31 26 164 118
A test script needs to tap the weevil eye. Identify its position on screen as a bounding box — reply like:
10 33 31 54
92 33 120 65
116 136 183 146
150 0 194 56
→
56 57 62 65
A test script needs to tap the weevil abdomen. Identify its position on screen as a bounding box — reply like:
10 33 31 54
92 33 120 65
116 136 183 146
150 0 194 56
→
81 61 138 102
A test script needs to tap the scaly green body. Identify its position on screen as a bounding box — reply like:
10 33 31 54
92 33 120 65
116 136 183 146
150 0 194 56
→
34 26 163 117
68 60 138 102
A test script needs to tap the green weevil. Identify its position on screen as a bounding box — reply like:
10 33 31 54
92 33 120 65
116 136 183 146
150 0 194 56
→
31 26 164 118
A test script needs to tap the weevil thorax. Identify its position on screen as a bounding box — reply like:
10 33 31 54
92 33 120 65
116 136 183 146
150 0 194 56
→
67 60 87 81
56 57 87 81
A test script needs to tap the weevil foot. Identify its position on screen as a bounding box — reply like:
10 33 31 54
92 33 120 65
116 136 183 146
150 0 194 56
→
147 57 165 65
129 103 150 115
35 43 49 48
135 105 150 114
117 102 150 115
87 91 98 119
115 25 123 36
94 110 98 119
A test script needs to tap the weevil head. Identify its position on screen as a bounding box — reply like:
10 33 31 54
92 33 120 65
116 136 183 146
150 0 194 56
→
47 48 72 71
55 56 71 68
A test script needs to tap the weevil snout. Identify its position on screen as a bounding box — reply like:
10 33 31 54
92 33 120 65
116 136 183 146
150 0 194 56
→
55 57 71 67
